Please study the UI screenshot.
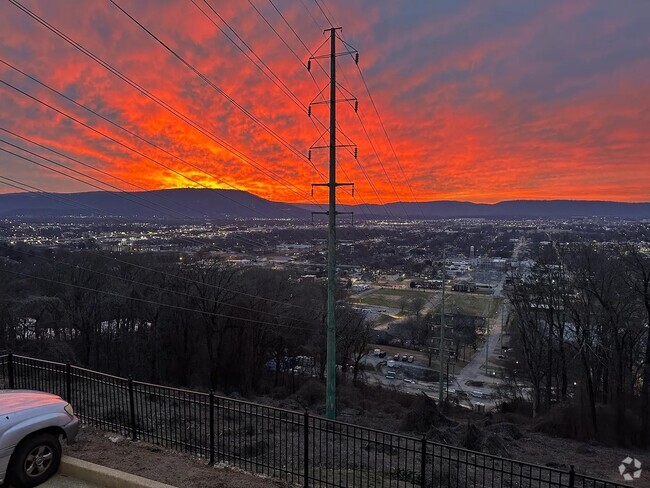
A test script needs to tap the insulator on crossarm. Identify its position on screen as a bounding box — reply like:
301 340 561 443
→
355 53 359 64
354 100 358 112
307 60 311 72
308 150 312 161
308 105 311 117
354 147 358 159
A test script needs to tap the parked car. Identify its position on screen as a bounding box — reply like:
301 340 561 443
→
0 390 80 487
401 355 408 362
393 353 400 361
378 351 386 358
407 355 414 363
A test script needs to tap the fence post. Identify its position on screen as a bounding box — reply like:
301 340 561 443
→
209 391 215 465
420 435 427 488
65 361 72 404
303 409 309 488
7 352 14 389
128 377 137 441
568 465 575 488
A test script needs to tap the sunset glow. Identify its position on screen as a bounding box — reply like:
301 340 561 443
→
0 0 648 204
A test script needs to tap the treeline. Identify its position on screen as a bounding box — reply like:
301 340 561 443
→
507 242 650 447
0 244 371 394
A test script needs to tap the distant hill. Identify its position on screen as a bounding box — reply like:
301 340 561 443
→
0 189 647 220
301 200 650 219
0 188 308 219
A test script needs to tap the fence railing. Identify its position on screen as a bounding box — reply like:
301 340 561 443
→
0 353 628 488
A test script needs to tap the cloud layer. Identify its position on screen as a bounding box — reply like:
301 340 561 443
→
0 0 648 205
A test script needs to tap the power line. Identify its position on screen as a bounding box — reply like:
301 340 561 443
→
189 0 381 222
189 0 325 182
0 147 265 251
313 0 334 27
251 2 393 218
338 33 427 219
298 0 323 29
0 76 297 222
0 136 269 251
0 266 316 332
0 58 284 220
332 44 412 217
108 0 323 184
5 246 315 327
307 3 416 217
0 137 196 222
0 175 320 314
7 0 323 208
246 0 362 209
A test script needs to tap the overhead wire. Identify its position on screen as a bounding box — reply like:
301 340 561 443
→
333 45 412 217
0 76 296 223
190 0 382 226
7 0 324 209
0 267 316 332
108 0 327 188
0 58 286 221
0 62 320 234
253 0 393 219
337 32 427 219
246 0 362 208
4 246 316 327
310 1 422 219
2 1 384 303
313 0 334 27
0 10 350 312
189 0 325 182
0 144 268 250
0 174 321 314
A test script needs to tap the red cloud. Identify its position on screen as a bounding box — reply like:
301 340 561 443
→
0 0 648 204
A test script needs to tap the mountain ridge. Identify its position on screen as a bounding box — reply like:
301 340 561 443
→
0 189 648 219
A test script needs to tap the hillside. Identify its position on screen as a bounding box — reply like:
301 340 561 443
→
0 188 308 219
0 189 648 220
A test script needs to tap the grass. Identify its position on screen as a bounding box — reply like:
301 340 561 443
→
439 292 502 318
354 288 429 308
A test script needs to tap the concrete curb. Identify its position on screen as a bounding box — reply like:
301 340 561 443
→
59 456 177 488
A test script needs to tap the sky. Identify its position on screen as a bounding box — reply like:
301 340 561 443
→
0 0 649 205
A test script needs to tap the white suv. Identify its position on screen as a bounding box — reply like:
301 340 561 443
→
0 390 79 487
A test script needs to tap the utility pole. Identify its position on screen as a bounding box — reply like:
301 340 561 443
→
325 26 338 421
308 28 357 420
485 312 490 376
439 250 446 405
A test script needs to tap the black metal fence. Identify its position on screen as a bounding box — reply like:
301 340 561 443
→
0 353 628 488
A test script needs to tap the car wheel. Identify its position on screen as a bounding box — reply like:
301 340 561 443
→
10 432 61 487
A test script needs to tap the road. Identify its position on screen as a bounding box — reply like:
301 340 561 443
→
449 237 526 408
356 238 527 407
39 473 101 488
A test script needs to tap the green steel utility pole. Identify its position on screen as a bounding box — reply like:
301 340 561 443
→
325 26 339 420
307 27 357 420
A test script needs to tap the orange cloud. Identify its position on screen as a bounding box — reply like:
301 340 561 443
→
0 0 648 205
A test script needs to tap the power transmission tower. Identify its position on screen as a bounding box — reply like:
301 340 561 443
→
308 27 358 420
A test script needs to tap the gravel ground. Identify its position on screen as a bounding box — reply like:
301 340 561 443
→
64 426 292 488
